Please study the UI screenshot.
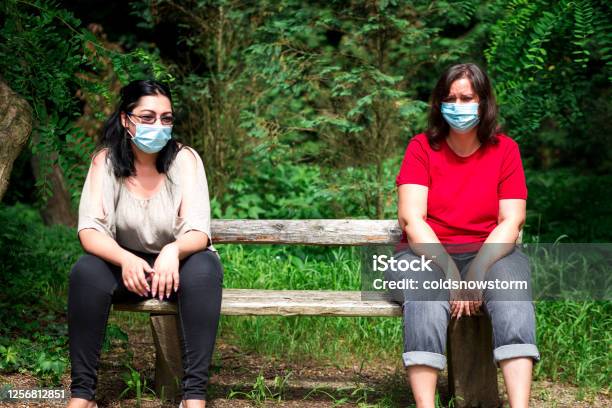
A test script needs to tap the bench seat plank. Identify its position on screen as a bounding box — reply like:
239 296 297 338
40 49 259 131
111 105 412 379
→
113 289 402 317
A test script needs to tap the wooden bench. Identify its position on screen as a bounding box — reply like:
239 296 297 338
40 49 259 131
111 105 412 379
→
113 220 503 407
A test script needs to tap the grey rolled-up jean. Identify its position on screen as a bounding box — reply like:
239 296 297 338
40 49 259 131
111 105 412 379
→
383 245 540 370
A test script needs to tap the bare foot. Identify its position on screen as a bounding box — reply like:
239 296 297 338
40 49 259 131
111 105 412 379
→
67 397 96 408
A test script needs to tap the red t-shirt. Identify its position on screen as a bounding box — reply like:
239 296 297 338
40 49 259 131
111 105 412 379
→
396 133 527 250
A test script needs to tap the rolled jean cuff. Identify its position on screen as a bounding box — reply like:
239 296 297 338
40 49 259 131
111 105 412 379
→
493 344 540 365
402 351 446 370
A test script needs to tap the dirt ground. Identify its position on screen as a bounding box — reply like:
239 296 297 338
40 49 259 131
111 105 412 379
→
0 320 609 408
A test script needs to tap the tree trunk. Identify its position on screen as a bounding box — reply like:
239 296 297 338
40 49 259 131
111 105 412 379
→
0 79 33 203
30 146 78 226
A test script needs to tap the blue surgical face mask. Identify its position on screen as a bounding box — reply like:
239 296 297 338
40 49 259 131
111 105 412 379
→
126 116 172 154
441 102 480 133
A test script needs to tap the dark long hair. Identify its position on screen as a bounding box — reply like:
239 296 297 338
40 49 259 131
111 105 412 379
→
96 79 181 178
426 63 500 149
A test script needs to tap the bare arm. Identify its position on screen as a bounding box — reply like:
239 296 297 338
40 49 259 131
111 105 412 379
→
77 150 152 296
162 231 209 261
465 199 526 282
398 184 460 281
169 146 210 259
79 229 134 267
77 150 134 265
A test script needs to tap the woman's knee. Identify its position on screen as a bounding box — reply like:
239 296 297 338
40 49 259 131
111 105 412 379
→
487 247 531 280
180 250 224 286
487 300 536 345
403 301 450 356
383 251 446 303
69 254 116 293
485 248 532 302
405 300 450 321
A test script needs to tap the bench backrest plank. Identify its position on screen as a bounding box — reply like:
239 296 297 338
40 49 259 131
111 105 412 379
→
211 219 522 245
211 219 402 245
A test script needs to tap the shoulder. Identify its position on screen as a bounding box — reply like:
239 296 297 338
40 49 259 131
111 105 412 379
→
174 145 204 176
89 148 112 180
405 133 433 155
176 144 200 165
494 133 520 151
489 134 524 170
91 147 109 168
411 132 428 144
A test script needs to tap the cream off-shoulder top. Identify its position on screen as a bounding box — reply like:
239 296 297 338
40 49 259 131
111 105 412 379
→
77 145 217 256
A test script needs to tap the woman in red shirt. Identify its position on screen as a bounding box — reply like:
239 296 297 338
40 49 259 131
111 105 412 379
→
386 63 539 408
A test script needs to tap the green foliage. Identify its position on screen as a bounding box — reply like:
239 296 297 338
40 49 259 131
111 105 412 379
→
0 203 610 392
217 242 612 390
132 0 504 218
524 169 612 242
485 0 611 171
535 301 611 389
240 0 453 217
119 364 156 404
0 0 173 208
227 371 291 405
0 203 80 385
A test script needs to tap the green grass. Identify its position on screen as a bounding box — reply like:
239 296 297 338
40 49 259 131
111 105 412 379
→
216 244 612 392
217 244 403 365
0 203 610 396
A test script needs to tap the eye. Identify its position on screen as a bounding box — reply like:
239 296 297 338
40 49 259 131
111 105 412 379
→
160 115 174 125
140 115 156 123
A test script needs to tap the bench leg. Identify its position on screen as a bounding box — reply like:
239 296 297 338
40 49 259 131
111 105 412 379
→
150 314 183 401
447 315 499 408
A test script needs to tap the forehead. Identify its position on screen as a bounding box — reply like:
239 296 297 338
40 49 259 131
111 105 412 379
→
133 94 172 112
448 77 474 95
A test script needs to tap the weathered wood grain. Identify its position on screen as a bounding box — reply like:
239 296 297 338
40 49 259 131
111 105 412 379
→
210 219 522 245
210 219 403 245
114 289 401 317
150 314 183 401
447 315 500 408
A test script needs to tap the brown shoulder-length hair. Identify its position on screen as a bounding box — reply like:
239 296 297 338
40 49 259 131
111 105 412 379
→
426 63 500 149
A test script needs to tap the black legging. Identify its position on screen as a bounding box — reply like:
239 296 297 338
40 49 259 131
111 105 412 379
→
67 246 223 401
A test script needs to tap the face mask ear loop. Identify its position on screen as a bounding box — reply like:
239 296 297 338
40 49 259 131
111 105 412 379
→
125 113 137 138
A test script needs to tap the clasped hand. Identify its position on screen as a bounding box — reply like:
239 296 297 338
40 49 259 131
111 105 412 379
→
120 243 180 300
450 288 483 319
446 262 484 319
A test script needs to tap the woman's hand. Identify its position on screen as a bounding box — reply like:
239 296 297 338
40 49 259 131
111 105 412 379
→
450 289 483 319
151 242 180 300
120 251 153 297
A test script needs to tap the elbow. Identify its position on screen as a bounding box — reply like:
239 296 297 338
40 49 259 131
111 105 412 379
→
78 229 101 254
499 215 525 235
398 207 425 228
77 230 92 253
401 214 426 240
198 232 210 251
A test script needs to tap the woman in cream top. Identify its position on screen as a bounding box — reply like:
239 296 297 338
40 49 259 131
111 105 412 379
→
68 80 222 408
78 141 218 256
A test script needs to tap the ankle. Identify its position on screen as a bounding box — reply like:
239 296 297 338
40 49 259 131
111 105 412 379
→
67 398 96 408
182 399 206 408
